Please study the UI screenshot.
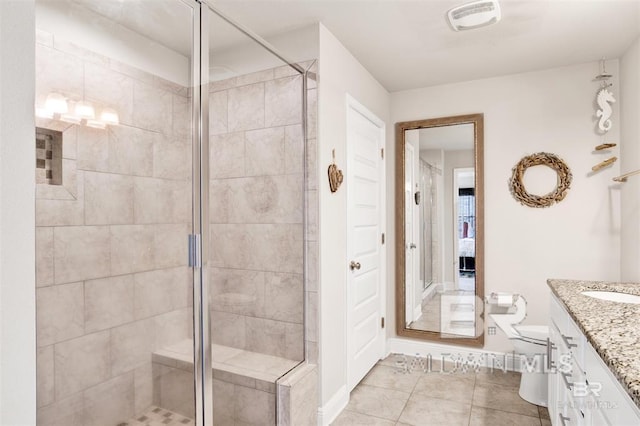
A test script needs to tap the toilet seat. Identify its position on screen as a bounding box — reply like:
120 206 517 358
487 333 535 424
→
513 325 548 345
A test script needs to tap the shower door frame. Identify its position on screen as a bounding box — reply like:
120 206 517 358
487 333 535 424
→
188 1 212 425
191 2 310 425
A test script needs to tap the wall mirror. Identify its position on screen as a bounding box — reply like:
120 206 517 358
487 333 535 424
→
396 114 484 347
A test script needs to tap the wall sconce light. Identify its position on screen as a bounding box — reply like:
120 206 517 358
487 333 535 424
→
35 107 54 119
60 114 82 125
60 101 82 124
75 101 95 120
60 103 82 124
86 120 106 129
36 93 119 130
100 108 119 126
44 92 68 114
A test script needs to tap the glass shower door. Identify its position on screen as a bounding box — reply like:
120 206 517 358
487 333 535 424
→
205 6 307 424
34 0 200 424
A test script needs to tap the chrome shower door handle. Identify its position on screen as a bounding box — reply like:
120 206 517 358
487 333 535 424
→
350 261 361 271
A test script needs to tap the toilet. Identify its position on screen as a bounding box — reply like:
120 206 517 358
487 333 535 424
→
489 295 549 407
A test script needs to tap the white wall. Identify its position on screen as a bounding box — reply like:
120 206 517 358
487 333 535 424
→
390 61 621 353
0 0 37 423
620 37 640 281
317 23 390 421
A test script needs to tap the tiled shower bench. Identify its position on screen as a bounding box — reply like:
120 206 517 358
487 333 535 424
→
152 340 317 425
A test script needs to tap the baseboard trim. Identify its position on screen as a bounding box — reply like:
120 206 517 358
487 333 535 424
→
317 384 348 426
387 337 521 372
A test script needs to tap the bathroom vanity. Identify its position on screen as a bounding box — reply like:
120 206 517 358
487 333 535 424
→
548 279 640 425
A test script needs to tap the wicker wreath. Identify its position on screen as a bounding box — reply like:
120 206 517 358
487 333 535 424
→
509 152 572 208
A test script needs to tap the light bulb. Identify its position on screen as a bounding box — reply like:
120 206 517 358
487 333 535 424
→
36 107 54 119
75 101 95 120
100 108 119 126
44 92 68 114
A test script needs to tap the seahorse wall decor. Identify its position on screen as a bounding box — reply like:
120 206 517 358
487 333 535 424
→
596 87 616 133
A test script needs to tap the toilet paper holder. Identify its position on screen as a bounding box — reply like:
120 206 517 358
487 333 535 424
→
486 292 520 313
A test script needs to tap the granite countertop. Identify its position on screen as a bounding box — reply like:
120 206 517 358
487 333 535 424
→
547 279 640 409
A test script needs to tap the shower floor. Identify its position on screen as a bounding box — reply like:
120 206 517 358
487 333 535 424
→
121 406 194 426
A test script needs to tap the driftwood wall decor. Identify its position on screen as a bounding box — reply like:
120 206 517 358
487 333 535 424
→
509 152 572 208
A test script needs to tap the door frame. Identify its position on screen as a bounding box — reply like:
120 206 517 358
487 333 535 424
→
345 94 386 391
452 167 474 290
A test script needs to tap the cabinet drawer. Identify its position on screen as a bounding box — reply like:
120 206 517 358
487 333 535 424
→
551 294 568 334
557 404 586 426
551 294 585 370
564 316 585 371
558 358 589 420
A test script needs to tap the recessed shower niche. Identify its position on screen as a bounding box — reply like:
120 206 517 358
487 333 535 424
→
35 127 62 186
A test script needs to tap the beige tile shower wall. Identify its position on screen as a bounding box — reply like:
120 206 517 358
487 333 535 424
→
208 62 318 364
35 30 193 426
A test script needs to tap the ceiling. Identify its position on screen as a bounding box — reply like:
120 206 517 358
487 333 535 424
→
418 123 474 151
212 0 640 91
65 0 640 92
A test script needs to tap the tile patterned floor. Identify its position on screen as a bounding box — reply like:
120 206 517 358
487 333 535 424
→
332 354 551 426
120 406 195 426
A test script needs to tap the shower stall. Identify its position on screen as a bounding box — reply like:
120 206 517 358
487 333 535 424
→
34 1 317 425
419 159 440 292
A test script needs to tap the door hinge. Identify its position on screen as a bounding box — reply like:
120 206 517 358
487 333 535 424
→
381 233 385 245
381 148 384 159
188 234 202 268
381 317 385 329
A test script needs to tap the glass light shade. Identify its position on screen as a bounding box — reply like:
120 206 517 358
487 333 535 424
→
100 108 119 126
86 119 106 129
75 101 95 120
44 92 68 114
35 107 54 119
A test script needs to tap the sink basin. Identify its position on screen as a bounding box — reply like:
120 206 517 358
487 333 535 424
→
581 291 640 304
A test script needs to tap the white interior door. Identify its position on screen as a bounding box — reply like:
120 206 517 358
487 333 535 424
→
346 96 385 392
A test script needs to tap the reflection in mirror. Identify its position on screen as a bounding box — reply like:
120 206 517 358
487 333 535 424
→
396 114 483 347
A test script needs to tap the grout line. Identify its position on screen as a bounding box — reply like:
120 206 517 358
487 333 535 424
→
338 408 400 424
343 359 545 425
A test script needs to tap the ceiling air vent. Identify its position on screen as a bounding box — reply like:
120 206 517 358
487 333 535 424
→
447 0 501 31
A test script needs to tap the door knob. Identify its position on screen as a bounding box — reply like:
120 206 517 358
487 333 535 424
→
350 261 361 271
409 243 416 249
